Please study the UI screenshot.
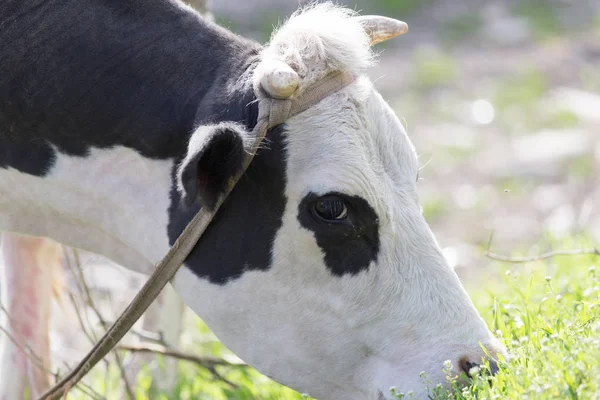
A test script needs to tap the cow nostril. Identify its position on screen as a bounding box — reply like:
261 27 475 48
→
459 357 500 377
459 357 480 376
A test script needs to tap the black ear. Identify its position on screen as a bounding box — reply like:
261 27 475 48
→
178 123 247 209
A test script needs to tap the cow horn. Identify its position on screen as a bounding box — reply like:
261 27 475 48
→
355 16 408 46
259 60 300 99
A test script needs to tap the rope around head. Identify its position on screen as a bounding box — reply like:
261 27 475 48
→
38 70 355 400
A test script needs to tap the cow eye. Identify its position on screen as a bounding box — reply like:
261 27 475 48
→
313 196 348 221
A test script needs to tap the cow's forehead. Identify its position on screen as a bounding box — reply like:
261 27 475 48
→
284 78 420 213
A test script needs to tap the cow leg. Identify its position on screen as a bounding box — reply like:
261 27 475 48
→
0 234 60 400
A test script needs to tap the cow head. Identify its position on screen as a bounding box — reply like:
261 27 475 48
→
170 4 506 399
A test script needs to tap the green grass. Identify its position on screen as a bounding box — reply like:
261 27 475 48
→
392 244 600 399
461 248 600 399
69 241 600 400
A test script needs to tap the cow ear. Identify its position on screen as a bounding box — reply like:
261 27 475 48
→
177 123 248 209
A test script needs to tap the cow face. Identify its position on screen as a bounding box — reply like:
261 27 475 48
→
170 4 507 400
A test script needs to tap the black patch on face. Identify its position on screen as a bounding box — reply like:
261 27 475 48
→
167 125 288 285
297 192 380 276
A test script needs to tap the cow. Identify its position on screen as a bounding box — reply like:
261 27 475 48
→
0 1 507 399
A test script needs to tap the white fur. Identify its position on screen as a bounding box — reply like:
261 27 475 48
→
256 3 375 93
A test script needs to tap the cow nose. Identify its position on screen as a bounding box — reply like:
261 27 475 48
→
459 356 499 377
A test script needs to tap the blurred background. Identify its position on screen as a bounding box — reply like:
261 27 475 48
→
3 0 600 398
